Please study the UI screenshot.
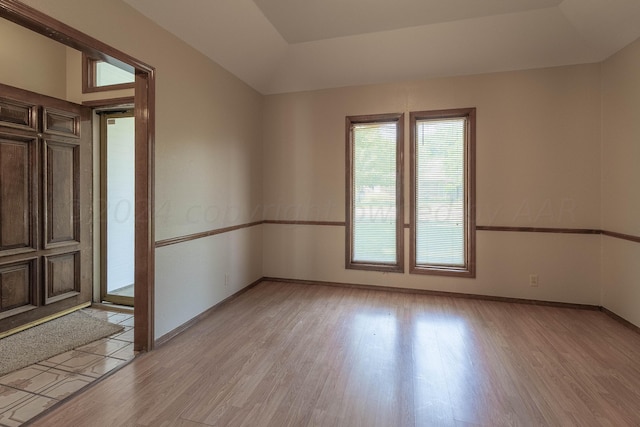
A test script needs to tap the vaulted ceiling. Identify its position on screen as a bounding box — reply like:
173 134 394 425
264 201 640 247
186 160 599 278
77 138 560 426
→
123 0 640 94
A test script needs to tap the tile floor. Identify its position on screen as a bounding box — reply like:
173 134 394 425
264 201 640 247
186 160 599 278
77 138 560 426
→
0 307 135 427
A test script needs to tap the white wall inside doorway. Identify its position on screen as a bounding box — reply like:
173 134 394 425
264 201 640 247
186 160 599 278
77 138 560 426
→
106 115 135 293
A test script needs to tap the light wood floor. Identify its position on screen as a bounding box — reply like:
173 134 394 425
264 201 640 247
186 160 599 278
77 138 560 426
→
28 281 640 426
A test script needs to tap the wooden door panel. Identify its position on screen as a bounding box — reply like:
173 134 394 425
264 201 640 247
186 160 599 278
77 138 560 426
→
0 85 92 335
0 258 37 319
0 134 37 255
44 251 80 304
43 108 80 138
0 98 37 131
43 139 80 247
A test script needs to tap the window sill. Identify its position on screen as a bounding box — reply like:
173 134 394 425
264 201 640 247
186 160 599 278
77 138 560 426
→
347 262 404 274
410 265 475 278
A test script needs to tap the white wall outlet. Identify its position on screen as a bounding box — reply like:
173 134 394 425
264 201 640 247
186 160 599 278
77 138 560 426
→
529 274 539 287
224 273 229 287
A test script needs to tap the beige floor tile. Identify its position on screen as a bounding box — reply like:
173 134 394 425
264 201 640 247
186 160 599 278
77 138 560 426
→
41 351 104 374
37 350 78 368
75 338 130 357
0 366 49 389
73 357 126 378
118 316 135 327
38 370 94 400
108 343 136 361
111 328 134 343
39 350 127 379
7 368 93 400
106 313 132 324
0 386 30 413
0 395 57 427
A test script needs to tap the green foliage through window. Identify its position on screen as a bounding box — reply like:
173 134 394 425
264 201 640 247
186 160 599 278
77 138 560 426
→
346 113 403 272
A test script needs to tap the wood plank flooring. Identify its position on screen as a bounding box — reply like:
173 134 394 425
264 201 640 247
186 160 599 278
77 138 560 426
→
27 281 640 426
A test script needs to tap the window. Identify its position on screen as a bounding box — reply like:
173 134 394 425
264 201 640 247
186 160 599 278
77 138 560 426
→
82 54 135 93
346 113 404 272
410 108 476 277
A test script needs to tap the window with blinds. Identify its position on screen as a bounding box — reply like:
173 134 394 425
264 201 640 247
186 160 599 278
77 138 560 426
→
410 108 476 277
346 113 404 272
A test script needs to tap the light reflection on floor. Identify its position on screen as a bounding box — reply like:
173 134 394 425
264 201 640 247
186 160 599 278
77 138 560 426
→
347 307 477 426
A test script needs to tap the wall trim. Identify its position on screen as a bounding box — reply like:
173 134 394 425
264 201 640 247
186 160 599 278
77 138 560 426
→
263 220 346 226
153 221 640 249
476 226 601 234
266 278 640 332
600 307 640 334
154 219 346 248
154 277 263 347
264 277 599 311
155 221 263 248
601 229 640 244
477 226 640 244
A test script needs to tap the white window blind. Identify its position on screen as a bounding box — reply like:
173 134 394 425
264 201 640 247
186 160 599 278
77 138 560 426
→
352 122 397 264
415 117 466 266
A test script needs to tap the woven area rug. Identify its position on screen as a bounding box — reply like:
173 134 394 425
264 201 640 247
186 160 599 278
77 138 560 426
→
0 310 124 376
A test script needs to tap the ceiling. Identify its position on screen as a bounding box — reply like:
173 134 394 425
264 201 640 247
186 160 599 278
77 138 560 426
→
253 0 563 43
123 0 640 95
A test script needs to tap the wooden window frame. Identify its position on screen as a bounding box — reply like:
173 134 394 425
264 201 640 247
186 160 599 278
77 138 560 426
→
82 54 135 93
410 108 476 278
345 113 404 273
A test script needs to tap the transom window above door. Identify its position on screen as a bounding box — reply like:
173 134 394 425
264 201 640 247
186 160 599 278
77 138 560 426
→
82 54 135 93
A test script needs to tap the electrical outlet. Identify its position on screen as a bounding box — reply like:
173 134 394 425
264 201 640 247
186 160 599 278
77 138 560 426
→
529 274 539 287
224 273 229 287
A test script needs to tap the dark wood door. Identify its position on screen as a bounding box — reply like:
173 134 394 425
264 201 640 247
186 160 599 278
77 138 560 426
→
0 83 92 334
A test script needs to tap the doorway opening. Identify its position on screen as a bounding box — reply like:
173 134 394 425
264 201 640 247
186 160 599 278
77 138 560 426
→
100 110 135 306
0 0 156 351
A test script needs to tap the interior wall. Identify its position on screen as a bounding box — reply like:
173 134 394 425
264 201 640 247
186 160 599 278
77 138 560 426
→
601 37 640 327
0 17 67 99
19 0 264 339
263 64 603 304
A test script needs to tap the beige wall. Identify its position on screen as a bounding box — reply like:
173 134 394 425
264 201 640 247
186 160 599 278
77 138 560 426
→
0 17 67 98
18 0 264 339
601 38 640 326
262 64 603 304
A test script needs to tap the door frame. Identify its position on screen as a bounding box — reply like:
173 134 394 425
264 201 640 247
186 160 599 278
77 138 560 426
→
0 0 156 351
100 110 135 307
